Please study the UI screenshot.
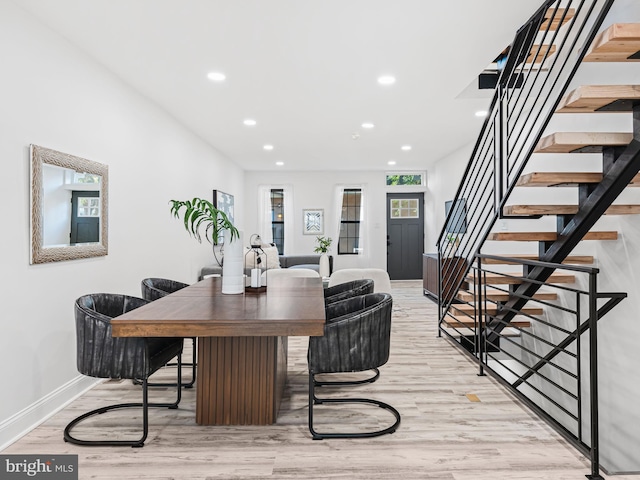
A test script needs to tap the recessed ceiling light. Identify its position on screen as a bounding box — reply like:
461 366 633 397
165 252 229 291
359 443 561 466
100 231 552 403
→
361 122 375 129
207 72 226 82
243 119 257 126
475 110 488 117
276 161 284 166
263 144 274 151
401 145 412 151
388 160 397 166
378 75 396 85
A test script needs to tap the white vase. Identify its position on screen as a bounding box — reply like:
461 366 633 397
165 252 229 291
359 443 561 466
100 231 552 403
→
222 230 244 294
319 253 330 278
212 243 223 267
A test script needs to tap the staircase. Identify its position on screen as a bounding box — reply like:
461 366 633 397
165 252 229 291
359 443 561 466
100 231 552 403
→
436 2 640 478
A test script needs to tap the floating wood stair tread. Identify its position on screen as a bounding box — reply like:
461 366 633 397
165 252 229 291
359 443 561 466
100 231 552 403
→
584 23 640 62
457 290 558 302
517 172 601 186
467 273 575 285
442 325 526 337
541 8 575 31
489 8 572 73
444 318 532 329
517 171 640 187
487 231 618 241
535 132 633 153
527 44 556 64
451 304 544 316
504 204 640 215
481 254 594 265
556 85 640 113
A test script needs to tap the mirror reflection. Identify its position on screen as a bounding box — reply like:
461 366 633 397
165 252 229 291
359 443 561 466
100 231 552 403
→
43 164 102 247
31 145 108 264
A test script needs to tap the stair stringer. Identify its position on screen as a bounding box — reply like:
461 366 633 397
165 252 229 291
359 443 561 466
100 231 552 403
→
485 137 640 344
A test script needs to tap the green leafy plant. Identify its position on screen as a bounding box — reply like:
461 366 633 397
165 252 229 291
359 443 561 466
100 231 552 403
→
169 197 239 245
314 236 332 254
445 233 459 245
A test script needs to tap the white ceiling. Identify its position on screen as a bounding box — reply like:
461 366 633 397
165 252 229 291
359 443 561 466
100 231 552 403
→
13 0 543 171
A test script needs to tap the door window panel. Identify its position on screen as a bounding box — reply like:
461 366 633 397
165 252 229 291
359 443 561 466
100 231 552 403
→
390 198 419 219
77 197 100 217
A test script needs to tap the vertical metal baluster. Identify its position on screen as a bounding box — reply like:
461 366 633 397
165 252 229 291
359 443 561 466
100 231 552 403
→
476 256 485 376
587 271 602 480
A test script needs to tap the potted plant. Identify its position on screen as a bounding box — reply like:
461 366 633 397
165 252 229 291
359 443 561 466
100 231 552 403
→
169 197 238 246
445 233 460 256
314 236 332 254
170 197 244 293
314 236 332 278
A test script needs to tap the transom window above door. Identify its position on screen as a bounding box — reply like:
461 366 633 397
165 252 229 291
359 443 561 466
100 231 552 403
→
386 172 425 186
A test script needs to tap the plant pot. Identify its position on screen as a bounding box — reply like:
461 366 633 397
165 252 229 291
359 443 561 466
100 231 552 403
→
212 243 223 267
319 253 330 278
222 231 244 294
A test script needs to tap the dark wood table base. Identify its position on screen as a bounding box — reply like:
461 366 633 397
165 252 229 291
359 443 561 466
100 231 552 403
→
196 336 288 425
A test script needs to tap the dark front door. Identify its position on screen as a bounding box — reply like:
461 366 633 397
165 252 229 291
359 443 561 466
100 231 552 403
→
387 192 424 280
70 190 100 244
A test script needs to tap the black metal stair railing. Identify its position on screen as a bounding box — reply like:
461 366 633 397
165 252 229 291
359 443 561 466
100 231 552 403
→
442 254 625 480
436 0 615 320
434 1 630 478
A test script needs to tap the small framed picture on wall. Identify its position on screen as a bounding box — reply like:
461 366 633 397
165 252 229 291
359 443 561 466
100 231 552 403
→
302 209 324 235
213 190 234 243
213 190 234 223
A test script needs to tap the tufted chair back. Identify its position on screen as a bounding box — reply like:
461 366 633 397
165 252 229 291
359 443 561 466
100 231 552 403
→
75 293 183 380
309 293 393 375
323 279 374 305
141 278 189 301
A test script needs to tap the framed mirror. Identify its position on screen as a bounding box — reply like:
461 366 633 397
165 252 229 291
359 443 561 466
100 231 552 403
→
30 145 108 264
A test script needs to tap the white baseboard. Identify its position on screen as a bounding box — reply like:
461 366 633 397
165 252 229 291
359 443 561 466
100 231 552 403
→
0 375 100 451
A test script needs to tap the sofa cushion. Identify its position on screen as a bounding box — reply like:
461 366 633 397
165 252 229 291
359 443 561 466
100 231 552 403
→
289 264 320 272
244 245 281 270
201 254 332 280
280 255 324 268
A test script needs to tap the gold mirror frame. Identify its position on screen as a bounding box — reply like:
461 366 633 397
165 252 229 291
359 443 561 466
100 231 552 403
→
30 145 109 264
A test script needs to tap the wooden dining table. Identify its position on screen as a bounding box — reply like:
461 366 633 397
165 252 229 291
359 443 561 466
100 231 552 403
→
111 276 326 425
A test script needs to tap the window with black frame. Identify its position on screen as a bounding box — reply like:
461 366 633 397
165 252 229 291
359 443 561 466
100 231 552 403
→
270 189 284 254
338 188 361 255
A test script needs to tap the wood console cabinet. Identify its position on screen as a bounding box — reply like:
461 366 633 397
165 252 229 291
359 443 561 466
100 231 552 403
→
423 253 469 303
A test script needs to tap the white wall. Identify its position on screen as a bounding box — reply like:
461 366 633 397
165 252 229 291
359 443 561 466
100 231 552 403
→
0 1 244 448
244 170 428 271
425 143 473 252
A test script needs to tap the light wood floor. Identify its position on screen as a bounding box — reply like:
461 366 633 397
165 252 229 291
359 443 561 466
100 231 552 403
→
4 281 632 479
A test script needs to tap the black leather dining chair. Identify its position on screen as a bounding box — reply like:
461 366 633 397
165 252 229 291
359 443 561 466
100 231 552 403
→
323 278 374 306
307 292 400 439
141 278 196 388
319 278 379 387
64 293 183 447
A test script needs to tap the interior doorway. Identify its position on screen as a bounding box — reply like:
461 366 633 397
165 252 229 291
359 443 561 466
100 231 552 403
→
70 190 100 244
386 192 424 280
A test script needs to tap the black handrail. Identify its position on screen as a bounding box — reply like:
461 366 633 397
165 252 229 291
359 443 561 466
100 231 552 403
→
436 0 615 321
439 253 625 479
435 2 620 477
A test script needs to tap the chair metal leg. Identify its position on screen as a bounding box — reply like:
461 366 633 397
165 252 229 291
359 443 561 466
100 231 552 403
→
314 368 380 387
133 338 196 388
64 354 182 447
308 372 401 440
